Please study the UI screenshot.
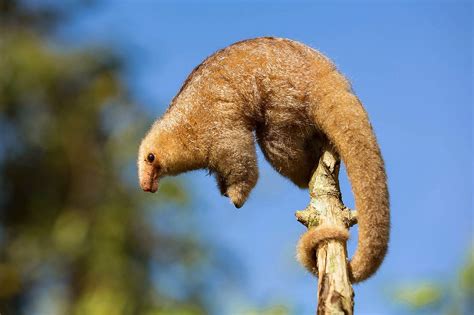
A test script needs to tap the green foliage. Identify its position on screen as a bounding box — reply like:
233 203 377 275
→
393 282 442 309
459 247 474 297
0 1 214 314
392 247 474 315
241 304 290 315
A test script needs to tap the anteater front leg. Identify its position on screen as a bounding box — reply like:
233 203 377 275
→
209 126 258 208
215 173 228 196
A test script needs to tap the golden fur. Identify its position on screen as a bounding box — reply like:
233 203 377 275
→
138 37 390 282
297 225 350 274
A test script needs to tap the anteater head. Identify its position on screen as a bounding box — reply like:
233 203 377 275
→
137 130 164 193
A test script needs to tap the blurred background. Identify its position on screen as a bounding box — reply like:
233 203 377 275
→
0 0 472 314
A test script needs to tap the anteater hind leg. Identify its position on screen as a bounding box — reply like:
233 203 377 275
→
209 126 258 208
257 125 323 188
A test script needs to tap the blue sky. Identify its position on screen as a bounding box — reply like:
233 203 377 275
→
65 1 472 314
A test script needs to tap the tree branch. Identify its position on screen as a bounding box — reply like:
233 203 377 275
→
296 147 355 314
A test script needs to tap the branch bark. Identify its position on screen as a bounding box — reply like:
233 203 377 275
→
296 147 355 315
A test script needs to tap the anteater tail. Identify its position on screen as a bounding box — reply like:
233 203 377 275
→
309 70 390 282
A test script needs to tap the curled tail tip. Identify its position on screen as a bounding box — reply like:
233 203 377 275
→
295 222 389 282
296 225 350 276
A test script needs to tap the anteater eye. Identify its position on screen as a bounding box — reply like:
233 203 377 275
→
147 153 155 163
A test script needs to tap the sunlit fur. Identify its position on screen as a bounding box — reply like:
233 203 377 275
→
138 37 390 282
297 225 350 275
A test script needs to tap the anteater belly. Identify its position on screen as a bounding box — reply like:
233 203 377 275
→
256 118 325 188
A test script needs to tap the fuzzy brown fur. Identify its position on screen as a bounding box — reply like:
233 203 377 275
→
138 37 390 282
297 225 350 275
